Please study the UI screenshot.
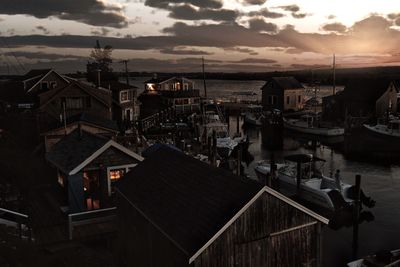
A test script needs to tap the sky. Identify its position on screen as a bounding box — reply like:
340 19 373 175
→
1 0 400 74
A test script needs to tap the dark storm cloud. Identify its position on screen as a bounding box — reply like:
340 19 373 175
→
276 5 300 12
35 26 50 34
275 4 310 19
2 15 400 57
144 0 223 9
243 0 267 5
3 51 86 61
248 18 278 33
247 8 284 19
0 0 128 28
169 4 238 21
91 27 111 36
160 47 213 55
231 58 277 64
322 23 347 33
144 0 238 22
225 47 258 55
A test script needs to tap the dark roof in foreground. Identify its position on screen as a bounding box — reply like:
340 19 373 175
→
265 77 304 90
22 69 52 80
117 147 263 256
141 143 181 158
46 129 109 174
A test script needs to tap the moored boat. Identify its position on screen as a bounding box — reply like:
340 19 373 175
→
363 118 400 139
347 249 400 267
244 104 264 126
284 115 344 137
254 154 375 211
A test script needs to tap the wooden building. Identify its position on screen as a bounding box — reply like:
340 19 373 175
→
101 81 140 129
261 77 305 112
322 78 399 121
41 112 119 152
37 81 112 133
46 129 143 213
142 76 200 115
115 147 328 267
0 69 69 111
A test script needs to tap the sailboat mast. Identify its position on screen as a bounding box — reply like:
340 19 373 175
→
202 57 207 98
333 54 336 95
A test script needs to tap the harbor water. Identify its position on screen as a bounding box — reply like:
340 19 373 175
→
133 77 400 266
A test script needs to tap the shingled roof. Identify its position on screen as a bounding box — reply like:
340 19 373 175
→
46 129 109 174
342 78 393 104
268 77 304 90
116 147 263 256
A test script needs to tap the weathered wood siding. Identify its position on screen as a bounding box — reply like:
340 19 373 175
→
116 193 190 267
40 84 111 121
194 192 320 267
261 82 284 111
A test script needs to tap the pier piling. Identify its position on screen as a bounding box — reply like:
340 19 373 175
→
352 174 361 259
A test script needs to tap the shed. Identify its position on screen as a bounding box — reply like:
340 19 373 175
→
46 129 143 212
261 77 305 112
116 147 328 267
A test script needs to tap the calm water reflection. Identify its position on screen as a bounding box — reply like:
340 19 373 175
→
234 118 400 267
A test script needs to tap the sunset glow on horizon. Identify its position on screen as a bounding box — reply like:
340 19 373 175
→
1 0 400 73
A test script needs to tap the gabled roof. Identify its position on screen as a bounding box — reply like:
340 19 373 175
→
264 77 304 90
117 147 262 256
22 69 70 93
46 129 143 175
39 81 112 109
141 143 181 158
144 76 194 85
117 147 328 263
101 80 138 92
22 69 52 81
342 78 392 103
42 112 119 134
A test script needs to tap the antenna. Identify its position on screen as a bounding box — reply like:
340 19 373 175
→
202 57 207 98
121 60 130 86
333 54 336 95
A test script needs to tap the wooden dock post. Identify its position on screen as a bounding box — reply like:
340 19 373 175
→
267 153 275 187
352 174 361 259
236 115 240 136
212 130 217 166
237 144 242 176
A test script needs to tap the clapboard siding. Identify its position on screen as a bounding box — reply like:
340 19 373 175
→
193 192 320 267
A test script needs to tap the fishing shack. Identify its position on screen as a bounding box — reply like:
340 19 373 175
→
115 147 328 267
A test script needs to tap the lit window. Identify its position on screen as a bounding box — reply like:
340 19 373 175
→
109 169 125 181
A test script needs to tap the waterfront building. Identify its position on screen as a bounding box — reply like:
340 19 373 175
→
101 80 140 128
141 76 200 115
322 78 399 121
261 77 305 112
46 128 143 213
115 147 328 267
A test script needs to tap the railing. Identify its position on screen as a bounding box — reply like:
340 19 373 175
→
0 207 31 239
68 207 117 240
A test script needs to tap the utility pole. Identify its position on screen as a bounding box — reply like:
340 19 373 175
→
333 54 336 95
202 57 207 98
122 60 130 86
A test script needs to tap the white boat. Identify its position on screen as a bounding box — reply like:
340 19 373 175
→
198 106 242 157
255 154 359 211
347 249 400 267
284 115 344 137
363 119 400 138
244 105 264 126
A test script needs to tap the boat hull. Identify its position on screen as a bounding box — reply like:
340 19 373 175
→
284 120 344 137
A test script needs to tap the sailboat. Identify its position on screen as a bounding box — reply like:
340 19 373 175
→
284 55 345 137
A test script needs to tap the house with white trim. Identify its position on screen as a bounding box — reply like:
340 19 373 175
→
46 128 143 213
115 147 328 267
